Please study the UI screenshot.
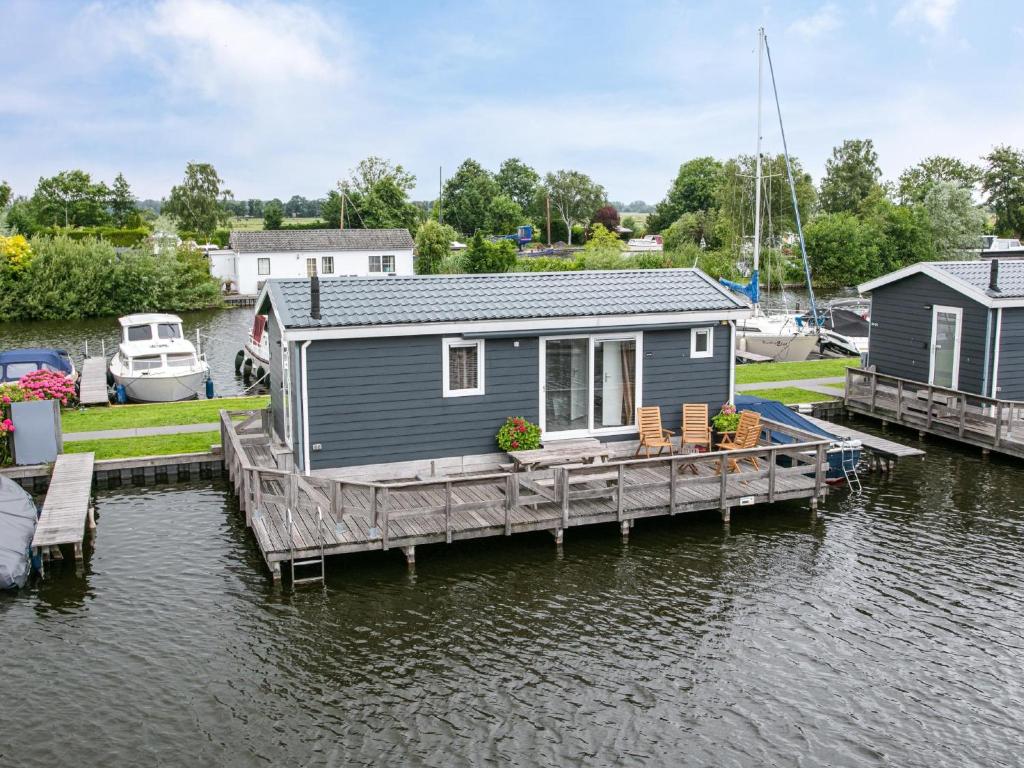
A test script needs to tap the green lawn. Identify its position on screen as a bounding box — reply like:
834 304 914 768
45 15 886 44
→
228 216 322 231
742 387 839 405
735 358 857 385
62 396 269 433
64 431 221 460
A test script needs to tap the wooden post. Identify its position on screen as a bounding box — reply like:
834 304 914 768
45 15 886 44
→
330 480 340 517
288 473 298 514
560 467 570 528
371 485 379 530
896 379 904 420
252 468 262 513
815 444 826 501
926 386 934 428
719 455 728 510
504 474 516 536
617 463 625 521
994 402 1003 447
381 487 391 551
402 545 415 566
444 481 452 544
869 372 878 414
668 457 677 515
768 450 777 503
958 393 967 437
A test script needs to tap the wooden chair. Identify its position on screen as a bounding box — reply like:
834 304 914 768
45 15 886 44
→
635 406 674 458
716 411 762 473
681 404 712 452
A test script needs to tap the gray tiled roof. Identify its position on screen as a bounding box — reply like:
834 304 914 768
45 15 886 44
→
265 269 747 329
933 260 1024 299
229 228 414 253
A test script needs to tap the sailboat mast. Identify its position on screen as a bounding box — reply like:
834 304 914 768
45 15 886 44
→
752 26 764 317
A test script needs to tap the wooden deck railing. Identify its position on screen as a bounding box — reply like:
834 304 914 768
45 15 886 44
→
844 367 1024 454
221 409 832 556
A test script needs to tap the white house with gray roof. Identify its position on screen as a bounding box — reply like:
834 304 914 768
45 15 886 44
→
221 228 415 295
255 268 750 474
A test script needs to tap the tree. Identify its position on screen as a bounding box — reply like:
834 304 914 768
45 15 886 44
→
108 173 138 228
464 231 516 273
982 145 1024 238
284 195 307 218
922 181 987 259
163 162 231 238
246 199 264 218
818 139 884 214
495 157 540 212
263 200 284 229
647 157 724 233
414 219 458 275
320 191 342 228
897 155 980 205
663 210 726 251
343 156 415 197
862 197 934 273
803 212 880 287
0 181 11 210
583 223 622 253
441 159 500 236
353 176 420 231
30 170 111 228
593 205 619 232
716 153 815 245
544 170 605 246
485 194 524 236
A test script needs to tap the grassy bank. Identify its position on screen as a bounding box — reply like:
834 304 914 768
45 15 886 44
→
735 358 856 385
742 387 839 405
64 431 221 460
62 396 269 433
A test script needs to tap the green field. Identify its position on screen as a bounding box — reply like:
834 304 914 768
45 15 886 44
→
620 211 649 227
62 396 269 433
228 216 322 231
741 387 839 405
65 431 221 460
735 358 856 385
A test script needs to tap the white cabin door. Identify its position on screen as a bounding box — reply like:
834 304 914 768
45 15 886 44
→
594 338 636 428
929 306 962 389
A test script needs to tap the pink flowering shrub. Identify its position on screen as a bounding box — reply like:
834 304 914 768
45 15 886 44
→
711 402 739 433
496 416 541 452
0 371 75 464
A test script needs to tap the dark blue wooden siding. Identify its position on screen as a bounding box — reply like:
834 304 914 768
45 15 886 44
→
868 273 989 395
996 308 1024 400
298 324 734 470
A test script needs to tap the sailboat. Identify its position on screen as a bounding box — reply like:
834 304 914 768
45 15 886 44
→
721 27 820 363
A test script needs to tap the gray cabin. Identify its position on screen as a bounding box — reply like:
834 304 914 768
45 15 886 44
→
860 259 1024 399
256 269 750 473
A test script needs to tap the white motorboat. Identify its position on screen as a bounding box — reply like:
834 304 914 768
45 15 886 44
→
108 314 210 402
627 235 663 252
736 314 820 362
236 314 270 383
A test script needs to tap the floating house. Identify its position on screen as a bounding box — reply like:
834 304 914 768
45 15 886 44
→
858 259 1024 399
255 269 750 474
218 229 415 295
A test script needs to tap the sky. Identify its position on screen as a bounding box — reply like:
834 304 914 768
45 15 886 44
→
1 0 1023 204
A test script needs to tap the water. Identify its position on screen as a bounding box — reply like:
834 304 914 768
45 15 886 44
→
0 307 263 397
3 422 1023 766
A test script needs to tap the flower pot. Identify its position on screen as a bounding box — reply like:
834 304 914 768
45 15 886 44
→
10 399 62 465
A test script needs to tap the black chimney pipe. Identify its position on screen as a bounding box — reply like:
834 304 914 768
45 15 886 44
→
310 274 321 319
989 259 1000 293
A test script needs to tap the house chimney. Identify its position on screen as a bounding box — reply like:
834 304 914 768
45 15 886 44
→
989 259 1000 293
310 274 321 319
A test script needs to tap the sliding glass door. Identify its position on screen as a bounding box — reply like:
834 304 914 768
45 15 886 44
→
541 335 640 437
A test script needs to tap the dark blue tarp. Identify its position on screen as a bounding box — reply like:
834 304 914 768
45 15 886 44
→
0 348 73 382
735 394 836 444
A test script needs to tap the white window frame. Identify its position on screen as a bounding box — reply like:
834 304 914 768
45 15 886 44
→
929 305 963 389
690 326 714 358
321 256 334 275
538 332 643 440
257 257 271 276
369 254 396 274
306 257 317 277
442 338 485 397
281 341 292 447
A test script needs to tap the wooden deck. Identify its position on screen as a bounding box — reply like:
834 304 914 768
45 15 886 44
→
78 357 109 406
220 411 832 581
800 412 925 468
845 368 1024 458
32 452 95 572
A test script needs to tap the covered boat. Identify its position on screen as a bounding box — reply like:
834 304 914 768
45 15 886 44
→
108 313 210 402
0 476 37 589
0 348 78 384
735 394 861 483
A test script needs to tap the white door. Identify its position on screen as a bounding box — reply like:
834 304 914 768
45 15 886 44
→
929 305 962 389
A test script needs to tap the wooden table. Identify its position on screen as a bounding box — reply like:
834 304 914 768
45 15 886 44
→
509 439 611 471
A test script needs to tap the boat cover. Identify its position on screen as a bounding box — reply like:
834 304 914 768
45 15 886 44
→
0 348 73 376
735 394 835 444
0 476 37 589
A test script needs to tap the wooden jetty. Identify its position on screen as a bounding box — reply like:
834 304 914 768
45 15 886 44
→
800 412 925 471
221 410 833 581
845 367 1024 459
31 452 96 574
78 357 109 406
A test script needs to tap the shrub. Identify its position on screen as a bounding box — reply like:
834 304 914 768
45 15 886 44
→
496 416 541 452
711 403 739 433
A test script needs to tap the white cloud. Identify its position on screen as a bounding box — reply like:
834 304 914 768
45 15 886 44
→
895 0 959 32
788 4 842 39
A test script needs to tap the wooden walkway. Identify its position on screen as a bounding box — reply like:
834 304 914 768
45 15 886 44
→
845 368 1024 459
78 357 109 406
801 413 925 461
32 452 95 572
221 411 833 581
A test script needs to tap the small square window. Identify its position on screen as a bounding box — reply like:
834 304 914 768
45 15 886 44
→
258 257 271 276
443 338 485 397
369 254 396 274
691 327 713 358
321 256 334 274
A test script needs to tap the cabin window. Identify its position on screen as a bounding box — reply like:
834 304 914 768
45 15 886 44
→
157 323 181 339
166 354 196 368
306 258 317 277
5 363 38 379
132 356 162 372
442 338 485 397
369 254 396 274
321 256 334 275
258 258 271 276
127 325 153 342
691 327 713 358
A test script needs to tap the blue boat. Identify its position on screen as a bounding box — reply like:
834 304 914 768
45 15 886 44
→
735 394 862 484
0 348 77 384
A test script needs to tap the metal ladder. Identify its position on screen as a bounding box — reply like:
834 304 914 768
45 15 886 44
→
840 440 862 494
288 506 326 587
